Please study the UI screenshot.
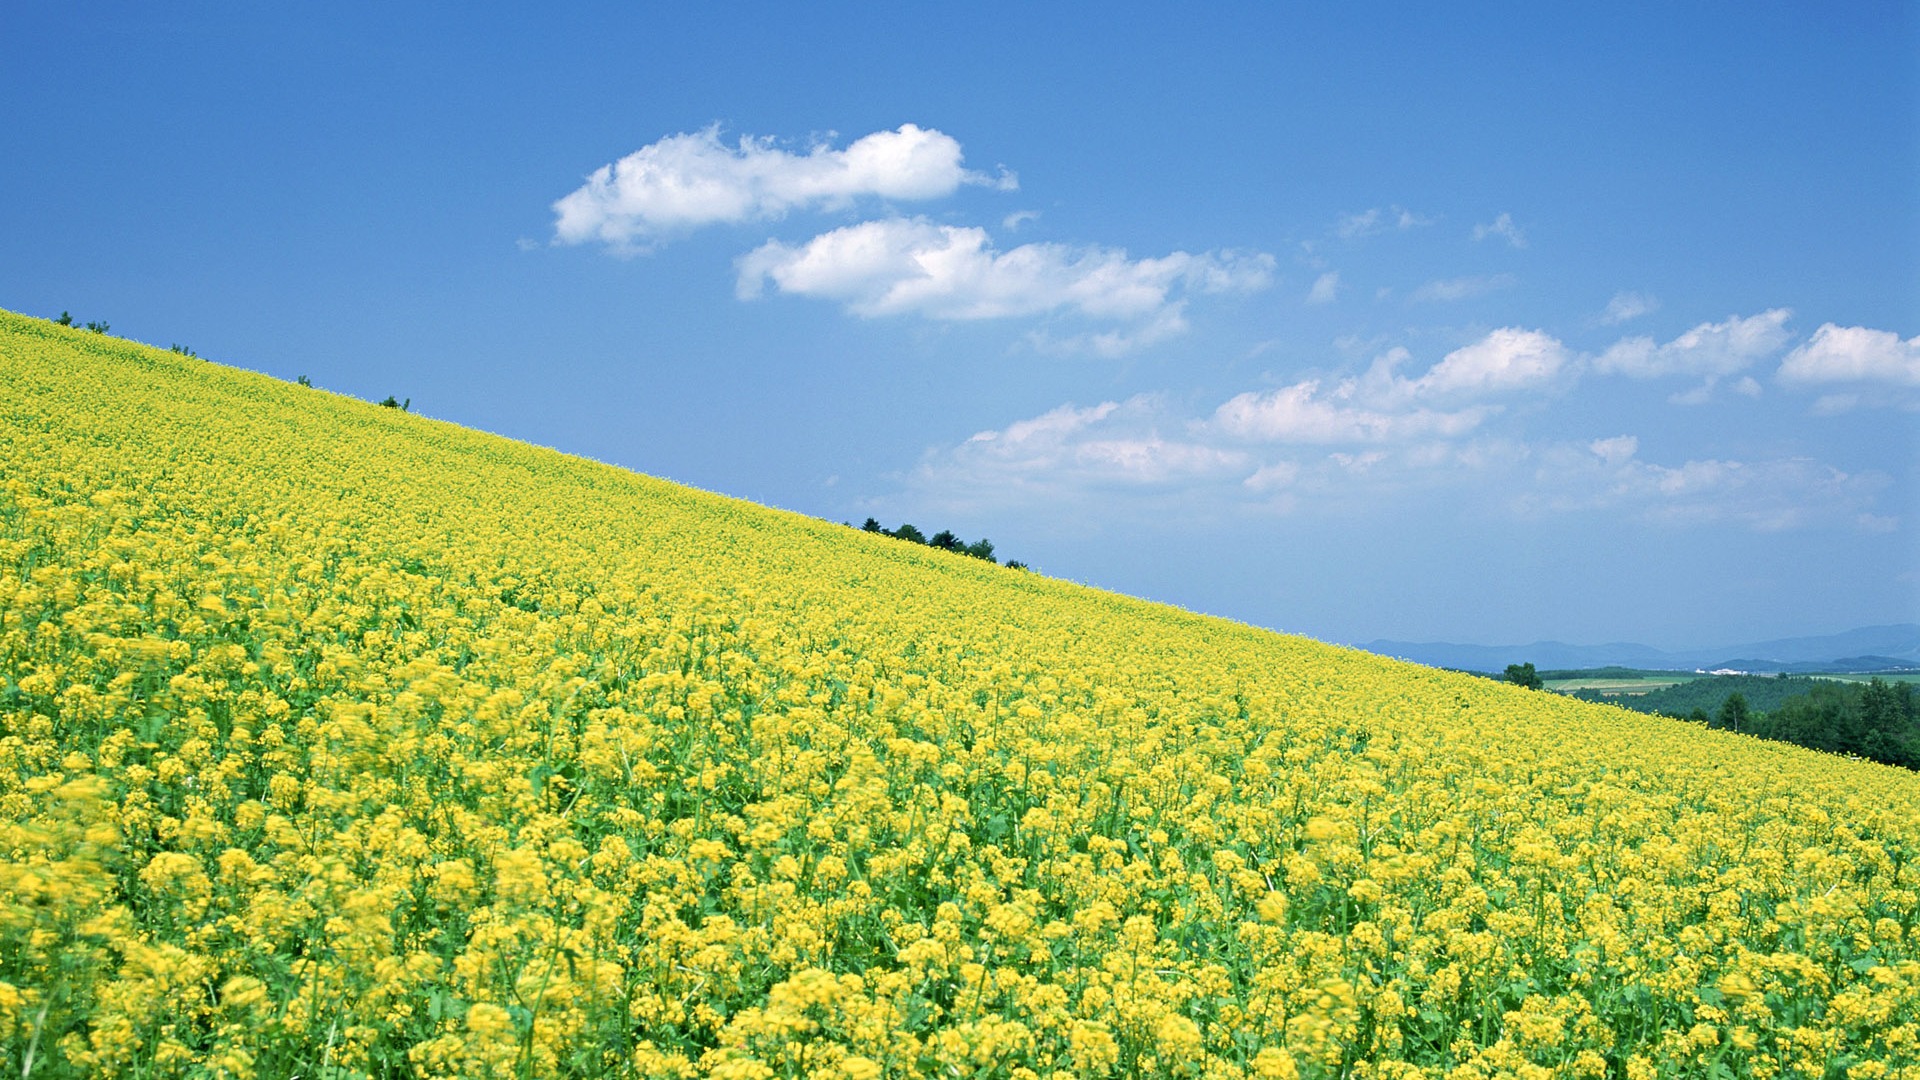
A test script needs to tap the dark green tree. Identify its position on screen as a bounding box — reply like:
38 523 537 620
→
964 537 996 562
1504 662 1543 690
889 523 927 544
861 518 883 533
1717 692 1750 733
928 529 963 552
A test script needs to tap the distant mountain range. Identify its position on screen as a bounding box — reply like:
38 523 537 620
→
1356 623 1920 674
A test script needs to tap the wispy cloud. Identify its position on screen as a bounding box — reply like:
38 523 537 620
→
908 397 1251 508
552 124 1012 251
1599 290 1659 324
1211 379 1491 444
1471 212 1527 248
1305 270 1340 305
1525 439 1890 531
736 216 1272 349
1410 273 1517 302
1335 205 1435 239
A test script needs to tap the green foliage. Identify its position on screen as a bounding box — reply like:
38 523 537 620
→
1588 675 1918 769
1573 673 1821 717
1504 661 1543 690
296 375 312 387
1752 678 1918 768
1717 691 1751 733
82 320 108 334
1537 665 1688 682
867 520 1018 568
168 343 196 358
53 311 72 326
379 395 411 411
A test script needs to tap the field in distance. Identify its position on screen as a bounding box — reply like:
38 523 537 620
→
1543 668 1920 698
1539 669 1701 696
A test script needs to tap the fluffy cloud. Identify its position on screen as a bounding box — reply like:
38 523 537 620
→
1778 324 1920 396
1211 329 1569 444
1405 328 1570 402
1410 274 1516 302
736 217 1273 341
1471 212 1527 248
552 124 1010 249
1593 309 1793 380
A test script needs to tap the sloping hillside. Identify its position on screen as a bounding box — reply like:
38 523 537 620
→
3 310 1916 1078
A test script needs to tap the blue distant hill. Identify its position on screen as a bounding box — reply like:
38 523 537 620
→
1357 624 1920 674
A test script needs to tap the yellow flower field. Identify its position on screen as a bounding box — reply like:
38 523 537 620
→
1 308 1916 1078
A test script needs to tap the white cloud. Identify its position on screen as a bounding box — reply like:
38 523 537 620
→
736 217 1273 345
907 356 1885 535
1410 274 1517 302
1209 328 1569 444
1306 271 1340 305
1600 291 1659 324
1529 444 1889 531
1593 309 1793 381
1026 307 1192 358
1335 205 1434 239
1404 327 1570 402
1778 323 1920 395
552 124 1010 250
912 397 1251 506
1588 434 1638 465
1212 380 1491 444
1243 461 1300 491
1002 209 1041 232
1471 212 1527 248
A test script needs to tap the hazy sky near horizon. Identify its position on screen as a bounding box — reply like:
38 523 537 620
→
5 2 1916 649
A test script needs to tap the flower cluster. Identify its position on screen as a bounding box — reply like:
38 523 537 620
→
2 309 1918 1078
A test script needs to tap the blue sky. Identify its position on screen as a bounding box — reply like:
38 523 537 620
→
6 2 1916 649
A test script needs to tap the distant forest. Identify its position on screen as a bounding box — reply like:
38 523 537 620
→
1574 675 1917 770
1570 673 1824 716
